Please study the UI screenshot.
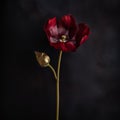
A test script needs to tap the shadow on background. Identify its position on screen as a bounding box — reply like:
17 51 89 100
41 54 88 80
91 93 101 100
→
2 0 120 120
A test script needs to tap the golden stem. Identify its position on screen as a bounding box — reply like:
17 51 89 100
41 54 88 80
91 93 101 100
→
47 51 63 120
48 64 57 80
56 50 63 120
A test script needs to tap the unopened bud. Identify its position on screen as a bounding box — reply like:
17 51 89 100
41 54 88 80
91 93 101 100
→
35 51 50 67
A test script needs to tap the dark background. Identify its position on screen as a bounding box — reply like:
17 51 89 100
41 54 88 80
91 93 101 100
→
2 0 120 120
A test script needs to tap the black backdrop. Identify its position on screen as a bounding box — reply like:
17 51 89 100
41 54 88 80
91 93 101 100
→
2 0 120 120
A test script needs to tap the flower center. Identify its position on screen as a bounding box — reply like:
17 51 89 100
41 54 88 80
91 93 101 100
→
59 35 67 42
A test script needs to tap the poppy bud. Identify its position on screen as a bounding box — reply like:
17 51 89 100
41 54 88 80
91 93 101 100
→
35 51 50 67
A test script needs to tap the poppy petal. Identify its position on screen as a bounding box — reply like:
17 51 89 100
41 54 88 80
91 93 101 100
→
49 42 63 50
61 15 77 38
78 23 90 36
76 23 90 45
49 37 59 43
61 15 76 28
50 41 76 52
59 42 76 52
80 35 89 45
65 41 76 52
44 17 58 38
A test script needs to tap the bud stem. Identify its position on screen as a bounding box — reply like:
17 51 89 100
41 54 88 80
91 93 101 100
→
48 64 57 80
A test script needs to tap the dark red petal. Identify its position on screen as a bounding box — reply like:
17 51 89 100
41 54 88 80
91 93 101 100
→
61 15 77 38
44 17 58 38
49 41 76 52
45 17 57 29
61 15 76 28
80 35 88 45
49 42 63 50
78 23 90 36
65 41 77 52
59 43 69 52
76 23 90 45
49 37 59 43
57 26 67 36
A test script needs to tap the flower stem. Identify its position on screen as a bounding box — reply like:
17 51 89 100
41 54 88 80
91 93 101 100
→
47 51 62 120
56 50 63 120
48 64 57 80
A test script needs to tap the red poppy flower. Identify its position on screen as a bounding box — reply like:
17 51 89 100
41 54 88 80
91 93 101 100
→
44 15 90 52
